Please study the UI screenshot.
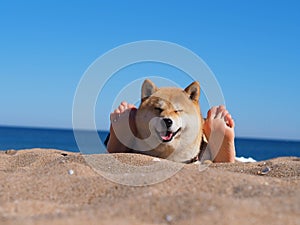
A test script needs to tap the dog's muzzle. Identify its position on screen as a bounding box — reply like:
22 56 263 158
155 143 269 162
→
157 118 181 142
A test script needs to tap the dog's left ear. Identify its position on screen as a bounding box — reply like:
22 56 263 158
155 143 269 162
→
184 81 200 102
141 79 158 100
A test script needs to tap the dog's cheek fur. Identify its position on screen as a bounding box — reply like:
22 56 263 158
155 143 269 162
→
171 115 183 132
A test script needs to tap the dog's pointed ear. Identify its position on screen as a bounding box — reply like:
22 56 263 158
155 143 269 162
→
141 79 158 100
184 81 200 102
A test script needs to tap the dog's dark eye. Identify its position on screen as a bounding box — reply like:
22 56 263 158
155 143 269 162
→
154 107 163 113
174 110 183 113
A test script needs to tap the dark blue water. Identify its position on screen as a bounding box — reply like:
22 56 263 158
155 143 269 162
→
0 126 299 161
235 138 300 161
0 126 109 153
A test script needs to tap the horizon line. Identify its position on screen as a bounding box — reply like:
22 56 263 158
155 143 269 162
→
0 124 299 143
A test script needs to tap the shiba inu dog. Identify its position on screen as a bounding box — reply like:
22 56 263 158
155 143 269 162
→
132 79 204 163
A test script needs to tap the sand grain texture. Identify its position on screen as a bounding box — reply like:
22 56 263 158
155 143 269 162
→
0 149 299 225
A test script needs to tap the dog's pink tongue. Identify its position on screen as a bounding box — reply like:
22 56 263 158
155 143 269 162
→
161 131 173 141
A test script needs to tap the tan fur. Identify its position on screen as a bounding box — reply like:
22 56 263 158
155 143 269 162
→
132 79 204 163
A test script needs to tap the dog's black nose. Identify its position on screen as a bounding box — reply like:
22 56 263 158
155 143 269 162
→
163 118 173 128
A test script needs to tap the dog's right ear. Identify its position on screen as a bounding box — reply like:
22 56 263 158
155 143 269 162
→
141 79 158 100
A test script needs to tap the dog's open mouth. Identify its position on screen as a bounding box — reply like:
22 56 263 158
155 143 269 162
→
158 128 181 142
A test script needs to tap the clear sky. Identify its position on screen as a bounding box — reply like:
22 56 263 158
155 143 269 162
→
0 0 299 140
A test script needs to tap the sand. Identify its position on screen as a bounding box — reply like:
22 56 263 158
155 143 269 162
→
0 149 299 225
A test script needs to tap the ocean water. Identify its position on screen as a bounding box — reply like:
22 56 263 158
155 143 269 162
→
0 126 108 153
0 126 299 161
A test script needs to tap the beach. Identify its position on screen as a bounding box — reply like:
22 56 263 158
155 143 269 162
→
0 149 299 225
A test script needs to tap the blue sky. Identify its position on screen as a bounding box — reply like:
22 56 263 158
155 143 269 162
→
0 0 299 140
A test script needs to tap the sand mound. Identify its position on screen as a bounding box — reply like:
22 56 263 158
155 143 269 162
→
0 149 299 225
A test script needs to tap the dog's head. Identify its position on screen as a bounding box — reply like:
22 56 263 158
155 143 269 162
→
135 79 203 162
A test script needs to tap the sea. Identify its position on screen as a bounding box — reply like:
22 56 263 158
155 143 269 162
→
0 126 299 161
